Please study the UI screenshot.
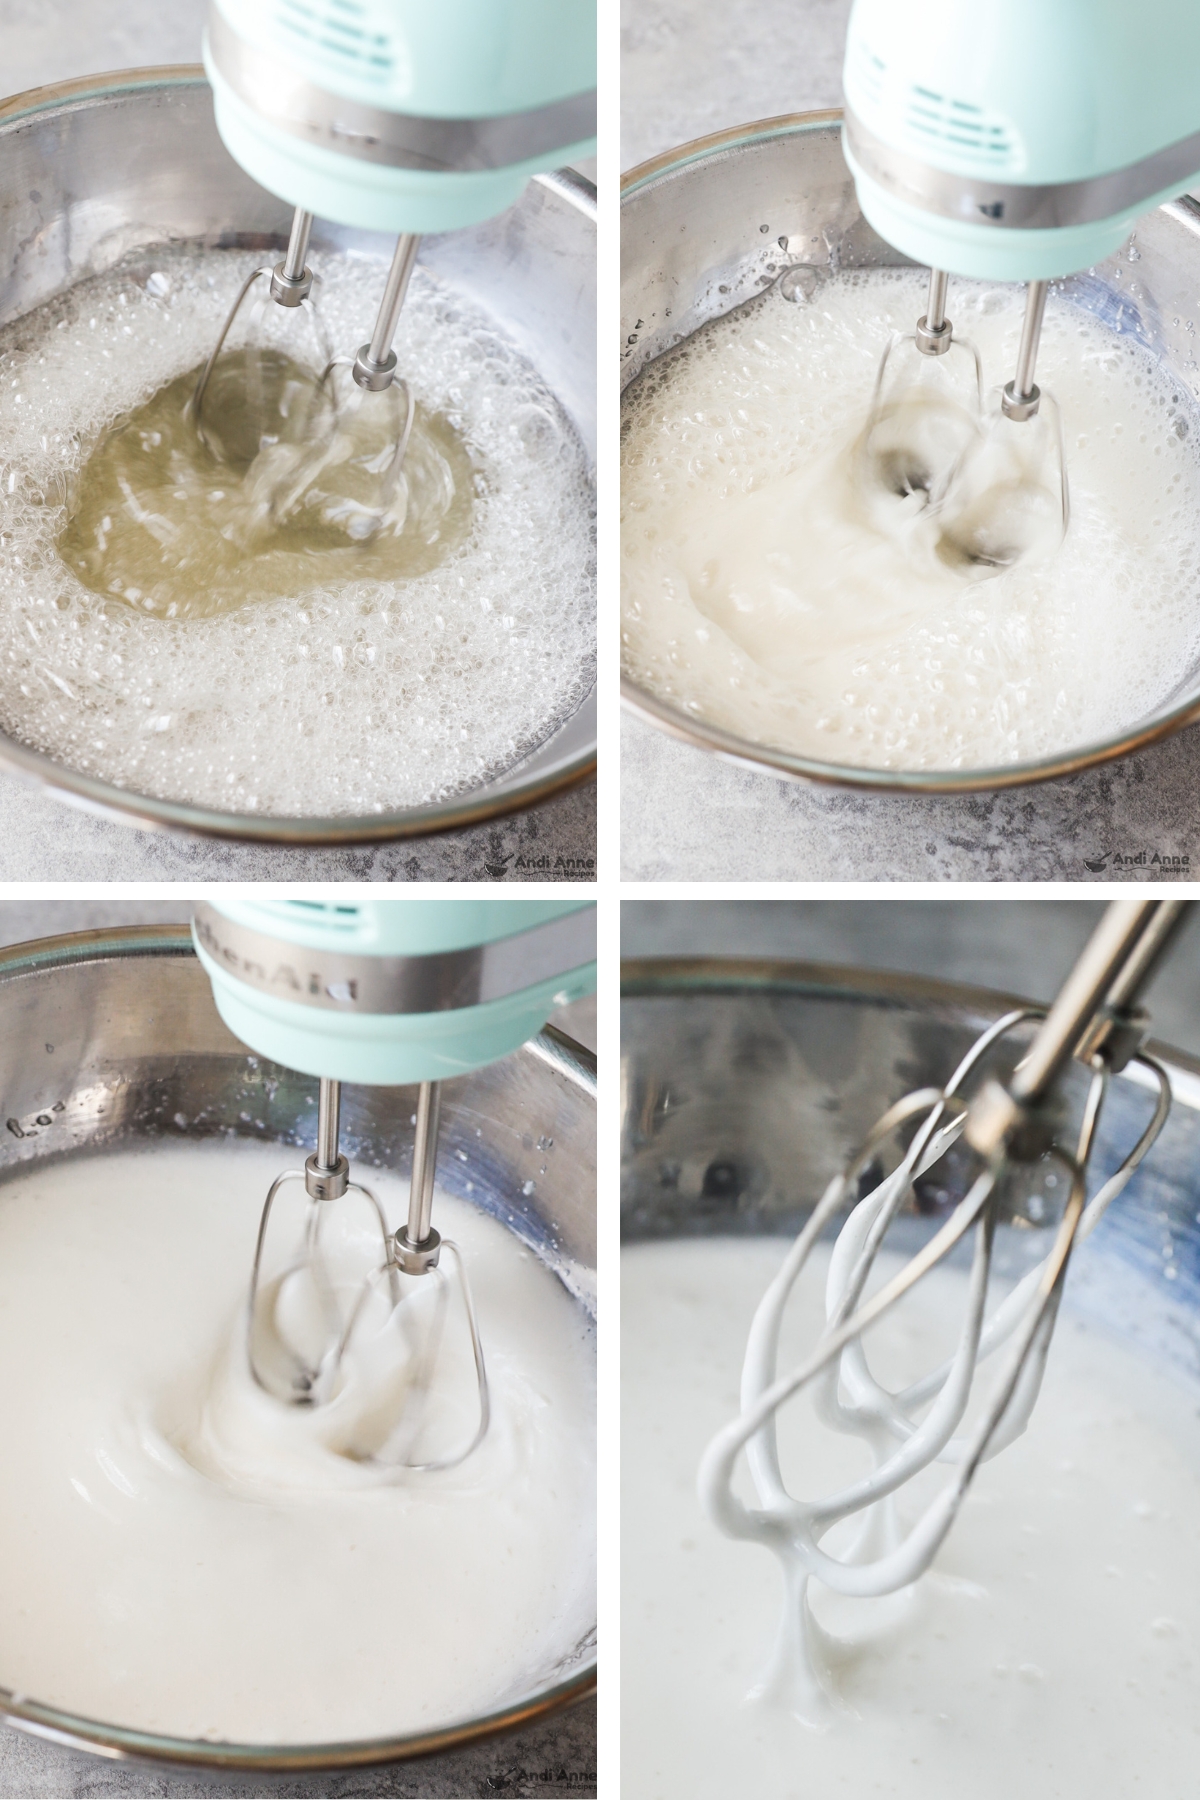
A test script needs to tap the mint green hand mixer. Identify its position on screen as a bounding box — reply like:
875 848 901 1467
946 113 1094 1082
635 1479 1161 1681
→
193 896 595 1468
191 0 595 531
842 0 1200 568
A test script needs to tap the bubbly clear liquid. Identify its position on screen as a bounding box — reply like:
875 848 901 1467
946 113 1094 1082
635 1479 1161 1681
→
59 347 478 620
0 245 595 815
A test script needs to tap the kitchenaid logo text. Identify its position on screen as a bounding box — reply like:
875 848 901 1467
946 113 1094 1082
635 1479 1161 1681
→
195 915 359 1004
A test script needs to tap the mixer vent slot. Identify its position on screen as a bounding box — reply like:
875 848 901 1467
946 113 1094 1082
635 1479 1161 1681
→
904 86 1021 172
275 0 395 80
263 898 364 932
846 40 1021 173
851 41 886 110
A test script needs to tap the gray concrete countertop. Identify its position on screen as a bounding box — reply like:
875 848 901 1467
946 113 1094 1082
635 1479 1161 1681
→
620 0 1200 882
0 901 595 1798
0 1702 596 1800
0 778 596 882
0 2 594 884
621 714 1199 882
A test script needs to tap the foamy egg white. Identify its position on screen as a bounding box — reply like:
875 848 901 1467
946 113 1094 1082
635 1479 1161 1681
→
621 267 1200 771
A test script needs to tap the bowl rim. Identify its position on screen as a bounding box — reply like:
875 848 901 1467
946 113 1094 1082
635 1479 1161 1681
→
0 924 597 1773
619 953 1200 1098
620 109 1200 795
0 68 596 845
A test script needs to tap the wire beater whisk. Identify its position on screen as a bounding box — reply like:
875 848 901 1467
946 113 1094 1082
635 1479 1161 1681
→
247 1074 488 1473
191 209 421 541
699 898 1186 1716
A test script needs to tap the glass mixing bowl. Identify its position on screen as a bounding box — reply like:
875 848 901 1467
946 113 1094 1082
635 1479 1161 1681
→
621 112 1200 793
0 71 595 844
622 954 1199 1395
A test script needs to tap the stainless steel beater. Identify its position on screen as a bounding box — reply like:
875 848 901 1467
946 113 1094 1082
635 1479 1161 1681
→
248 1072 489 1472
906 270 1052 423
930 273 1070 572
858 267 1070 572
856 267 985 514
190 207 331 454
699 899 1186 1692
190 206 419 536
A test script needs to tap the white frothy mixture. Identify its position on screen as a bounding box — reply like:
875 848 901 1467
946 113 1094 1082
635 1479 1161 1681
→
622 269 1200 768
623 1237 1200 1799
0 1141 595 1743
0 245 595 814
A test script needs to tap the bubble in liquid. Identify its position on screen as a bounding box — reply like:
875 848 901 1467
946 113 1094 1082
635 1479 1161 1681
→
778 266 823 306
0 243 595 815
60 347 478 620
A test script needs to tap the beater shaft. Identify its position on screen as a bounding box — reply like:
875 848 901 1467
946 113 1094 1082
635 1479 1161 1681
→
1001 279 1048 420
1011 899 1162 1103
281 209 313 284
915 267 953 355
315 1076 341 1166
353 234 421 392
1102 900 1188 1014
1074 899 1188 1073
968 899 1178 1158
409 1080 441 1245
270 207 315 306
395 1079 444 1273
302 1075 350 1200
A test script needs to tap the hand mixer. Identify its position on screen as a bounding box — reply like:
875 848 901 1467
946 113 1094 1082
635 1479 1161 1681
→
192 0 596 534
699 898 1189 1713
193 895 596 1469
841 0 1200 569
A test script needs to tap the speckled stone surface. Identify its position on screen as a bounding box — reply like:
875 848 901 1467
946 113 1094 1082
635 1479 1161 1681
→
0 776 597 883
621 714 1200 882
0 0 209 87
0 3 595 884
620 0 1200 883
621 0 852 166
0 1702 597 1800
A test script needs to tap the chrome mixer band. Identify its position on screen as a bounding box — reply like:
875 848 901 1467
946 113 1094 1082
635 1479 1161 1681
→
843 108 1200 231
207 10 597 173
193 902 596 1014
